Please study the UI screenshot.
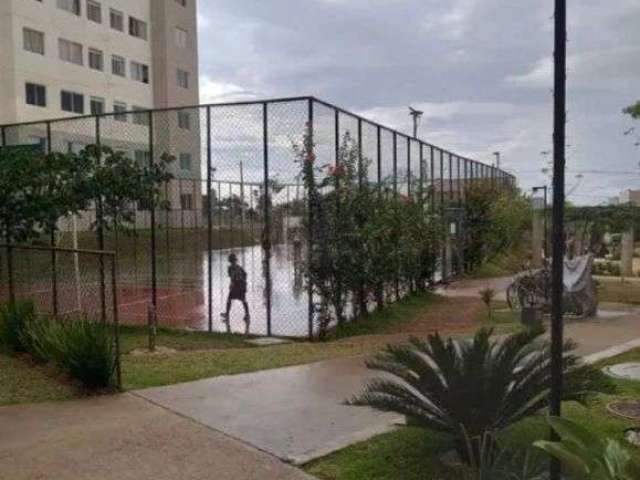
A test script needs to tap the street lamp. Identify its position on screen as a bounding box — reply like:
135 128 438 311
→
532 186 548 259
409 107 424 139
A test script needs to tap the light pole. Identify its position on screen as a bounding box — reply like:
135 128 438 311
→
409 107 423 139
532 186 548 259
550 0 567 479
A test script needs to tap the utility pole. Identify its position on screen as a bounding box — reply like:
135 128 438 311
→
409 107 424 139
550 0 567 479
532 186 548 259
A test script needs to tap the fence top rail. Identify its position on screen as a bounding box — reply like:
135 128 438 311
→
0 244 116 257
0 95 515 181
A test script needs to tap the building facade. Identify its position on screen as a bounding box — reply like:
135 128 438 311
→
620 189 640 206
0 0 201 228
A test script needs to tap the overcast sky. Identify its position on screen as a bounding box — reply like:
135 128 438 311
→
196 0 640 204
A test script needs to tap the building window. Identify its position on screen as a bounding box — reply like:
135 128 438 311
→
90 97 104 115
175 28 188 48
177 111 191 130
88 48 104 71
132 107 149 126
129 17 148 40
131 62 149 84
57 0 80 15
180 193 193 210
23 28 45 55
179 153 192 171
111 55 126 77
176 69 189 89
87 1 101 23
59 38 83 65
25 82 47 107
113 101 127 122
110 9 123 31
61 90 84 114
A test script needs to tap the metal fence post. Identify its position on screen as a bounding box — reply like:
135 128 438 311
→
148 112 158 325
262 102 273 337
45 122 59 317
419 143 424 203
95 116 107 323
357 118 363 188
7 244 15 304
376 125 382 194
393 133 399 301
206 106 213 332
430 146 435 215
407 137 412 196
110 255 122 390
307 98 315 339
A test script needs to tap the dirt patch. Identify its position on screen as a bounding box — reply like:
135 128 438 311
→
129 346 178 357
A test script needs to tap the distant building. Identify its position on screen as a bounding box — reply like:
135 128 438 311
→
619 189 640 206
0 0 201 228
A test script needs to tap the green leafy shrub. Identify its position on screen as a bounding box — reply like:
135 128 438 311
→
21 315 66 364
535 416 640 479
350 327 612 463
295 128 442 337
0 301 36 352
55 319 116 390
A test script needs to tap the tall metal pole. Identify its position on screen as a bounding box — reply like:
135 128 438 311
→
307 99 315 339
550 0 567 478
45 122 58 317
206 106 213 332
262 102 272 337
148 112 158 321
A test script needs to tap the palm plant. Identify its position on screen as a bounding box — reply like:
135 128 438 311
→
535 417 640 480
350 327 611 463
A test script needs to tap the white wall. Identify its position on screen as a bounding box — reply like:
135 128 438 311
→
9 0 154 124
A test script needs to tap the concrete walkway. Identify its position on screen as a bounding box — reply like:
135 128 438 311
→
0 394 313 480
137 356 402 465
136 301 640 466
3 277 640 478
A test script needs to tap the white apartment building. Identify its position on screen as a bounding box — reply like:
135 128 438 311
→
0 0 202 228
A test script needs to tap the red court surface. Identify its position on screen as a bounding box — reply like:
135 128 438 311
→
1 282 208 330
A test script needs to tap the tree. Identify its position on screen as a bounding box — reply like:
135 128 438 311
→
0 146 89 243
81 145 174 234
463 182 531 268
0 145 174 244
623 101 640 120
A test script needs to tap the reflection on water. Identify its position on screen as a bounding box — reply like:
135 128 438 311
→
117 243 309 337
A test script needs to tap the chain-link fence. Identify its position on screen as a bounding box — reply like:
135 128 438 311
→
0 244 121 387
0 97 516 338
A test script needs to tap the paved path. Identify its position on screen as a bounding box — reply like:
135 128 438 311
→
4 277 640 478
0 394 313 480
138 356 401 465
136 294 640 466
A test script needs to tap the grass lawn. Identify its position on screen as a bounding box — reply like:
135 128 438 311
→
3 292 499 397
123 292 496 389
0 351 78 406
597 277 640 304
304 349 640 480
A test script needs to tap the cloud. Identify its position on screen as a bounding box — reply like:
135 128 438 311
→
197 0 640 204
200 76 259 103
